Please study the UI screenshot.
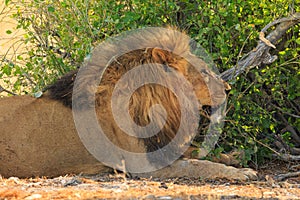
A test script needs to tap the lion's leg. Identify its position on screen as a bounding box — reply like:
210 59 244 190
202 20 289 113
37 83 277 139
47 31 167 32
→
135 159 257 181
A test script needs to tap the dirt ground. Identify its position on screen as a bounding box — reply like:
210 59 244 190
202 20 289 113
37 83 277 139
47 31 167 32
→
1 161 299 200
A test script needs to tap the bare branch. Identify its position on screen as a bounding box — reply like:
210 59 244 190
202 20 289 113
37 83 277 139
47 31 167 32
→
272 103 300 119
275 171 300 181
274 153 300 161
0 85 17 96
276 111 300 145
220 13 300 81
281 125 300 145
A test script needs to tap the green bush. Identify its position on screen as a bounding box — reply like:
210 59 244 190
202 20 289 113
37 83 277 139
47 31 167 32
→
1 0 299 166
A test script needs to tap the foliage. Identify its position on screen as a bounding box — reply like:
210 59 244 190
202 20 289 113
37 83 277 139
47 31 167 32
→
1 0 299 166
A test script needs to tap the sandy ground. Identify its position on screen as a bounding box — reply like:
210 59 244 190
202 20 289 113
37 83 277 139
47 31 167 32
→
0 1 26 56
0 0 30 95
0 1 19 95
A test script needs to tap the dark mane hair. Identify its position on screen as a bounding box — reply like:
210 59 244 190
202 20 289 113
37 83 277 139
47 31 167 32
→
44 70 77 107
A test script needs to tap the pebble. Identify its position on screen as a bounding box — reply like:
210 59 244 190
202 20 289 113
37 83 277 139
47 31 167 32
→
24 194 42 200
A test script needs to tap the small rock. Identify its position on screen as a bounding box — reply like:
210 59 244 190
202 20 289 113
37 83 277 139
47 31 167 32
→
158 196 172 200
143 194 156 199
159 182 168 189
8 177 20 184
63 178 82 187
263 191 275 198
25 194 42 200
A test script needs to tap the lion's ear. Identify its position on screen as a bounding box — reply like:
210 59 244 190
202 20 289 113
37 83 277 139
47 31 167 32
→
152 48 168 63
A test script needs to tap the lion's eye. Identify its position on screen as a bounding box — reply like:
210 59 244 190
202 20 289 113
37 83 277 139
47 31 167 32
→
200 69 209 75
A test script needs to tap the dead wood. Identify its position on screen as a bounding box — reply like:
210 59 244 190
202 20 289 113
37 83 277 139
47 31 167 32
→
276 154 300 162
220 12 300 81
275 171 300 181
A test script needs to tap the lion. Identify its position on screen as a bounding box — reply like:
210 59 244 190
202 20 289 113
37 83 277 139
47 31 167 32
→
0 28 257 180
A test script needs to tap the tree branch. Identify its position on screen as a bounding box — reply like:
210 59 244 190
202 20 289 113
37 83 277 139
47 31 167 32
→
220 13 300 81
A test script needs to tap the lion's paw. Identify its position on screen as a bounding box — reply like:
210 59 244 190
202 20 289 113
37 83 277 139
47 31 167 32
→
134 159 258 181
233 168 258 181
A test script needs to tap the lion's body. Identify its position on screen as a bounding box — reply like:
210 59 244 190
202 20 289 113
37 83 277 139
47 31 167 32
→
0 95 256 180
0 28 257 180
0 95 111 177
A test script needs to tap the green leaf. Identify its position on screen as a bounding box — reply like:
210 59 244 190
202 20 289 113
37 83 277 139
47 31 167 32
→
48 6 55 12
262 118 270 129
5 0 11 5
6 30 12 34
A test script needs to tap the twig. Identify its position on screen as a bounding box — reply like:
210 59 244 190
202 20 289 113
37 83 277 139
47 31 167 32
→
275 153 300 161
290 147 300 155
259 32 276 49
281 125 300 145
220 13 300 81
275 171 300 181
272 103 300 119
277 111 300 145
22 73 37 86
0 85 17 96
244 127 300 161
249 132 282 157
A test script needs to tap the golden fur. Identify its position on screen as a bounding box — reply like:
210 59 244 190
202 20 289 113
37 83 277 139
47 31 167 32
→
0 28 256 180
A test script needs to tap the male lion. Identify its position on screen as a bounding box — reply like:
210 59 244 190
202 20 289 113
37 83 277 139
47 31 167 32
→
0 28 257 180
